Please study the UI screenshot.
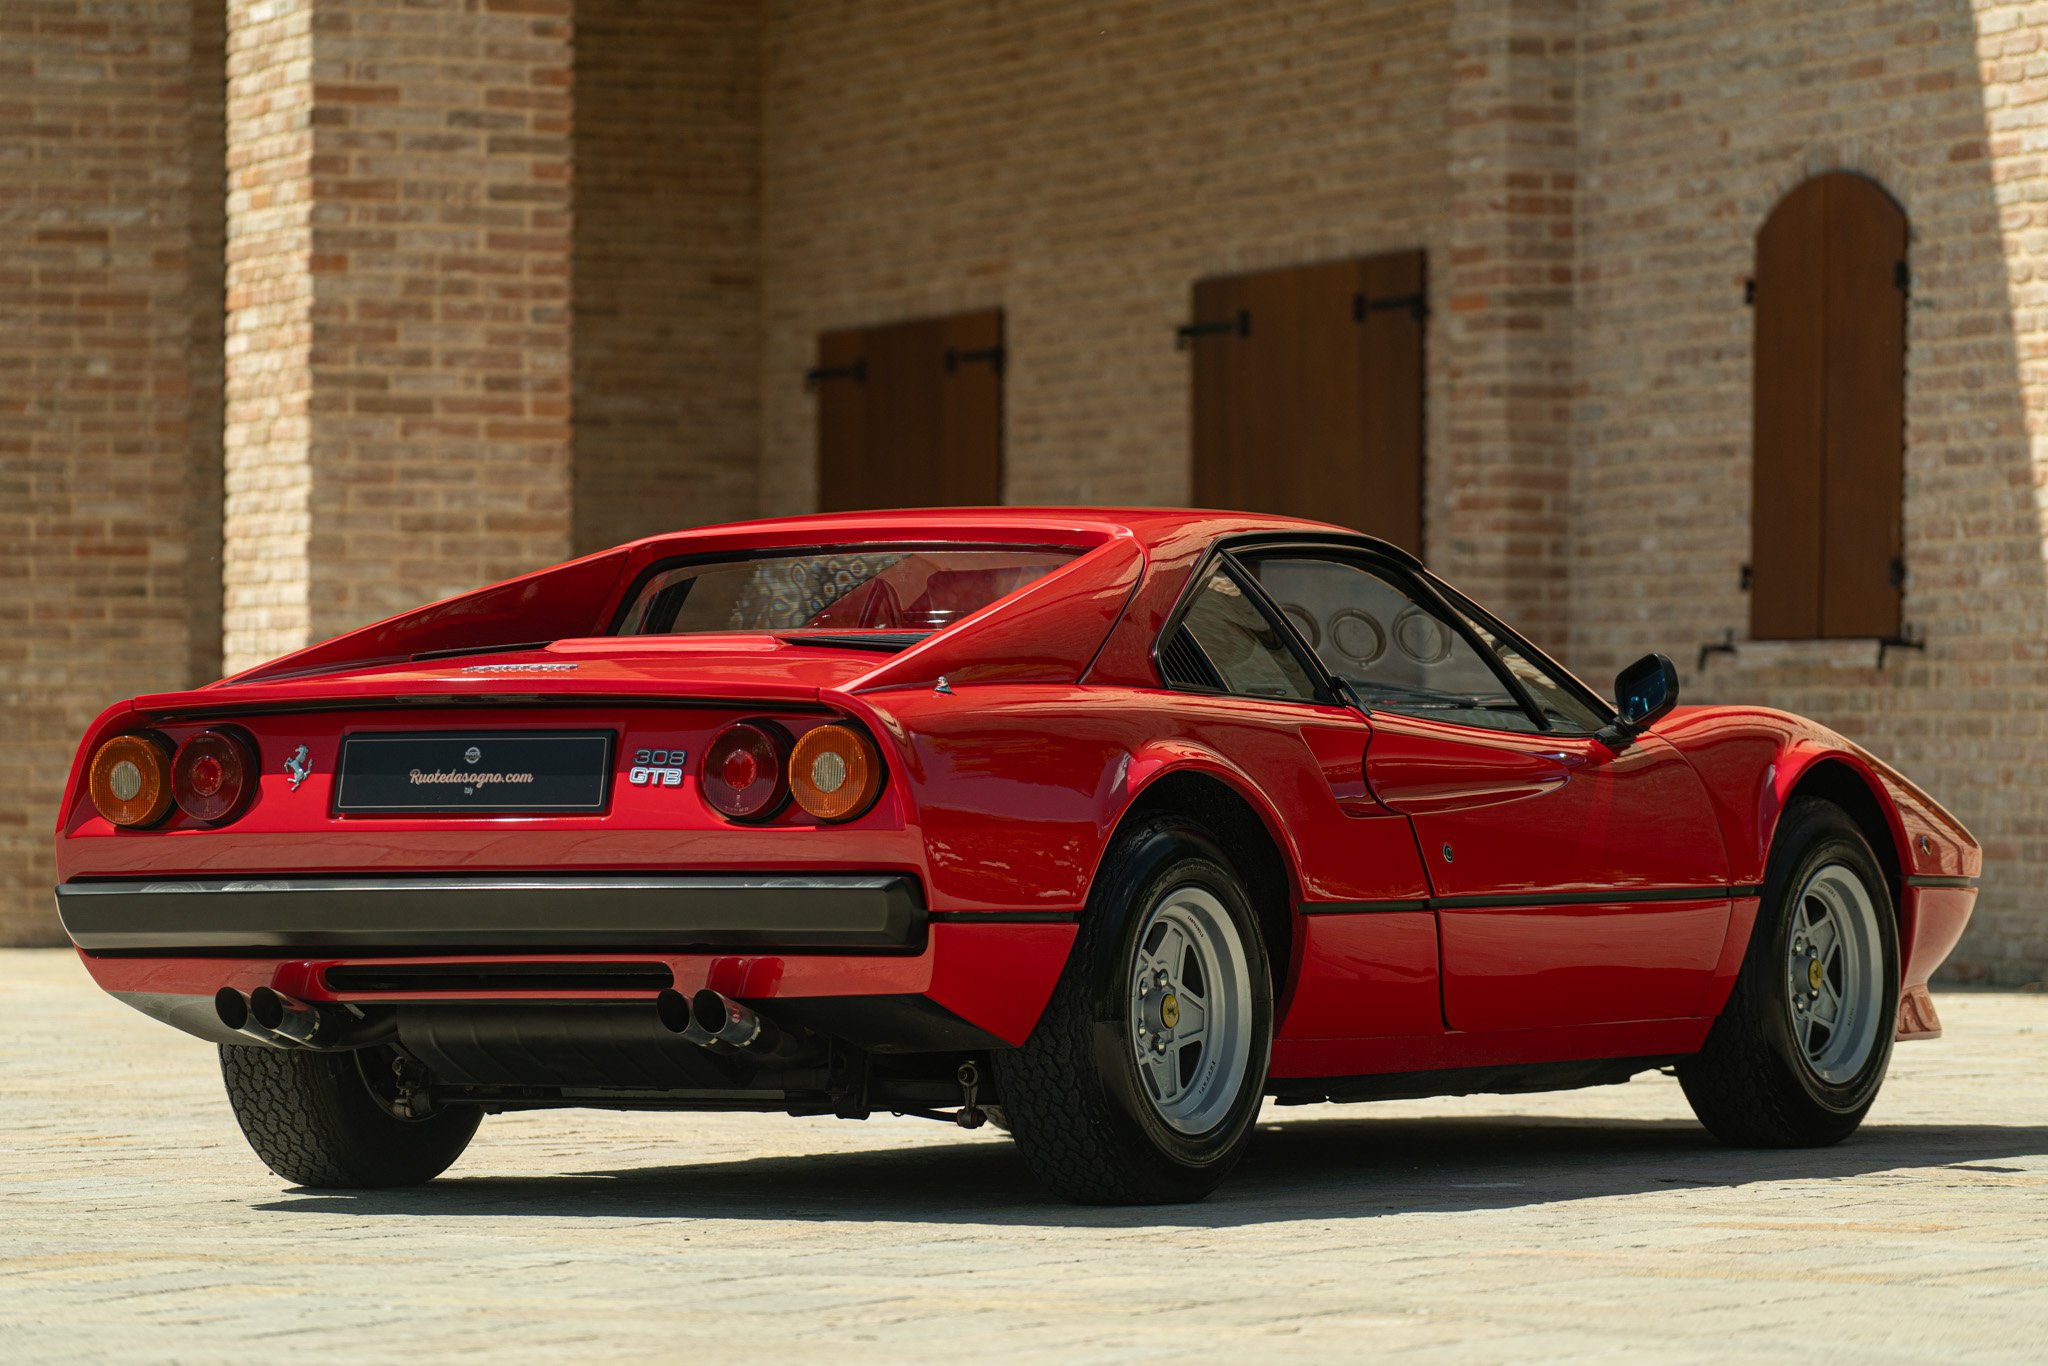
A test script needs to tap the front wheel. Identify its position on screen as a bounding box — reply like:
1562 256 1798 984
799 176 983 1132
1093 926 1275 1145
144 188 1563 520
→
220 1044 481 1188
1678 798 1899 1146
994 818 1273 1204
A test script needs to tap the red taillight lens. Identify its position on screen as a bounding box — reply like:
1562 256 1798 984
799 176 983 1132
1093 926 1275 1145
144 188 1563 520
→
172 728 256 824
87 733 174 829
788 724 884 823
700 722 790 821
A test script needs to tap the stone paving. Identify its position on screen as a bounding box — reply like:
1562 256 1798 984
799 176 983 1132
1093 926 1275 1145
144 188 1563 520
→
3 948 2045 1361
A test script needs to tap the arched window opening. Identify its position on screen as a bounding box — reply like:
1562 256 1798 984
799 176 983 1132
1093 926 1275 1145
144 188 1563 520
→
1749 172 1907 641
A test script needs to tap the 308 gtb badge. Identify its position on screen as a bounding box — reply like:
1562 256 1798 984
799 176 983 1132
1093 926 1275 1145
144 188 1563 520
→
627 747 687 788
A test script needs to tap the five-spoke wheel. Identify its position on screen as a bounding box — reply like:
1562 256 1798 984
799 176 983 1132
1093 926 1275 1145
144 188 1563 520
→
995 817 1273 1203
1128 885 1255 1135
1679 797 1899 1147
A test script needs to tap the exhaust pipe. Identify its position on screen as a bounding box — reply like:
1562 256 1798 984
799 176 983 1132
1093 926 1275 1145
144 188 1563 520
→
215 987 286 1046
655 988 720 1048
216 985 394 1050
656 987 812 1065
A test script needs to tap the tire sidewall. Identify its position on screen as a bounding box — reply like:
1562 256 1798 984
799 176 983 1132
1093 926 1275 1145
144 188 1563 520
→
1753 806 1899 1115
1079 822 1274 1176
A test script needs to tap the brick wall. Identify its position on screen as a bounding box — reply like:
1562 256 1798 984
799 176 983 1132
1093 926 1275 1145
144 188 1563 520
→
222 0 575 674
0 0 224 943
572 0 759 555
758 0 1455 519
1572 0 2046 982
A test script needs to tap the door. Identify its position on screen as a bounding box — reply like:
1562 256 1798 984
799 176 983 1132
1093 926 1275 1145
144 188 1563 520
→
1240 549 1733 1033
1187 251 1425 551
813 309 1003 511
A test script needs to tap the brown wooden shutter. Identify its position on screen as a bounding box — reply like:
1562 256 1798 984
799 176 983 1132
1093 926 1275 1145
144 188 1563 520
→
1750 173 1905 640
813 309 1003 512
1188 250 1425 551
1819 176 1907 639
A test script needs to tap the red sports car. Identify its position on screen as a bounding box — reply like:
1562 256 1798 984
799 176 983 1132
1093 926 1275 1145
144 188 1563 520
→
55 509 1979 1203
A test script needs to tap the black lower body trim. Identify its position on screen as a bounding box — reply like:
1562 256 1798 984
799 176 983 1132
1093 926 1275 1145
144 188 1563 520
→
1270 1055 1681 1105
58 874 925 954
1300 886 1761 916
1904 875 1978 890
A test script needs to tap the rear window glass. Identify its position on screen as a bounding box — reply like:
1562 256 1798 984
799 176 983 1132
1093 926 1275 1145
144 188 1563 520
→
614 547 1078 636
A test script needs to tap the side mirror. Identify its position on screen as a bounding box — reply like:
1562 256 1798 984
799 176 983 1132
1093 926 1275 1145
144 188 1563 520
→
1600 652 1680 747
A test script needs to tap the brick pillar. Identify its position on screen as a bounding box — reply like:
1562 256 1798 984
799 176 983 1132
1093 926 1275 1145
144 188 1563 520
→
1439 0 1578 649
223 0 573 673
0 0 225 943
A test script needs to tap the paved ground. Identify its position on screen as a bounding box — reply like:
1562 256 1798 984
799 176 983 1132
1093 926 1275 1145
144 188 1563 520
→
3 950 2045 1362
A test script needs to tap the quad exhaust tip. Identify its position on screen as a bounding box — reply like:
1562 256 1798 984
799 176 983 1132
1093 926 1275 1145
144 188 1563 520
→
655 983 782 1056
213 984 393 1051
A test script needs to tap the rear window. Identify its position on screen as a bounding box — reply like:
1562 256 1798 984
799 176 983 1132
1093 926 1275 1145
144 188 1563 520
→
614 546 1079 636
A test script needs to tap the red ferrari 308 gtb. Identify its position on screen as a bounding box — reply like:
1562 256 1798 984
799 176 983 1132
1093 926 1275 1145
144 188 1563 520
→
55 510 1979 1203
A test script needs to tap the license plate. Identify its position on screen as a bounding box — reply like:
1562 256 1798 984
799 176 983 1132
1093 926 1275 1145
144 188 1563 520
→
332 731 614 816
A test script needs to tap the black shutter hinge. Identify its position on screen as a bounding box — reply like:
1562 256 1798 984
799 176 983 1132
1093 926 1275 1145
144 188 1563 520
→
1740 563 1753 591
945 344 1005 376
1894 259 1910 293
1175 308 1251 350
1698 629 1738 672
1354 291 1429 322
1743 278 1756 306
804 359 866 391
1889 556 1906 588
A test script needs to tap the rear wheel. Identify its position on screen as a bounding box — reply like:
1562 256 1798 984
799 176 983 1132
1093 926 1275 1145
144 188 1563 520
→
219 1044 481 1188
994 818 1273 1204
1678 798 1899 1146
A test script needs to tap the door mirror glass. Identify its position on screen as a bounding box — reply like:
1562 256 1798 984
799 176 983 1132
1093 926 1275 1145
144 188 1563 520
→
1613 653 1680 730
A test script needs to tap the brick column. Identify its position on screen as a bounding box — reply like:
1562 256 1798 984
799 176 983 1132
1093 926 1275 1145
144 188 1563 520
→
0 0 225 943
1439 0 1579 648
223 0 573 673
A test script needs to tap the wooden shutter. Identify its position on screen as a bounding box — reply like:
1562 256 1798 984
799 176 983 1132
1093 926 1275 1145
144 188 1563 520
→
813 309 1003 512
1188 250 1425 551
1750 174 1906 639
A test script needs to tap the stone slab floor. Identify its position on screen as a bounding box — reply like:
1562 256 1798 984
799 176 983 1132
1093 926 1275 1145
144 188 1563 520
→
3 948 2045 1362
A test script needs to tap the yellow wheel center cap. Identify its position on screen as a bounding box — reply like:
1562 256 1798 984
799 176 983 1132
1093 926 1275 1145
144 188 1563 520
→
1159 993 1181 1029
1807 959 1824 991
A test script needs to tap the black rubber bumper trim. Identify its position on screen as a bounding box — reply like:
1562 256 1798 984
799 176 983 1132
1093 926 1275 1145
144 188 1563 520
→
56 874 926 954
1904 875 1979 890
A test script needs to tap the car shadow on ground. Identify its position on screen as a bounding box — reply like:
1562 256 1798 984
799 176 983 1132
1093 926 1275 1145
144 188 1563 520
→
259 1114 2048 1228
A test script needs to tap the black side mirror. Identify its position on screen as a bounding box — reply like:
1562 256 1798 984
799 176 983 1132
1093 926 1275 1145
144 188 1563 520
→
1600 652 1680 747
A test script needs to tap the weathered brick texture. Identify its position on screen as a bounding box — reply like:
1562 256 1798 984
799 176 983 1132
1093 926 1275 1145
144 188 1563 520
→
1571 0 2046 981
572 0 759 554
758 0 1455 516
222 0 574 673
0 0 225 943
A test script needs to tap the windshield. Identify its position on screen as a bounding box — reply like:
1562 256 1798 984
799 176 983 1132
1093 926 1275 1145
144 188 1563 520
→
614 546 1079 636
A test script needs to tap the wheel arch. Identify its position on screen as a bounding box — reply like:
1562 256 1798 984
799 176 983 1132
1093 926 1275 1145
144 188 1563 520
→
1105 766 1301 997
1775 754 1913 965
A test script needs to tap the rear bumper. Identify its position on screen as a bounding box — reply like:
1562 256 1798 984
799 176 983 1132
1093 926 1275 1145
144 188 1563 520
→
64 873 1079 1053
56 874 924 954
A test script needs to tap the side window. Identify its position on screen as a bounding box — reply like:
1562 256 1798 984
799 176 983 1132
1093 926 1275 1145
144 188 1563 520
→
1450 604 1609 734
1172 566 1319 701
1244 554 1539 734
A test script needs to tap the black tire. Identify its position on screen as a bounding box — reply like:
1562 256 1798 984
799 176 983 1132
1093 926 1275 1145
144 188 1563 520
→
1678 798 1899 1147
219 1044 481 1188
994 817 1274 1204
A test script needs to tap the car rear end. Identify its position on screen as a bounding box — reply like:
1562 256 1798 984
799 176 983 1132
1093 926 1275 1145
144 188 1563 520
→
51 524 1127 1120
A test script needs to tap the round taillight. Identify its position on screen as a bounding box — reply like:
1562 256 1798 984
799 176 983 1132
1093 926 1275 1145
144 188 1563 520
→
788 724 884 823
700 721 790 822
87 733 174 829
172 729 256 824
